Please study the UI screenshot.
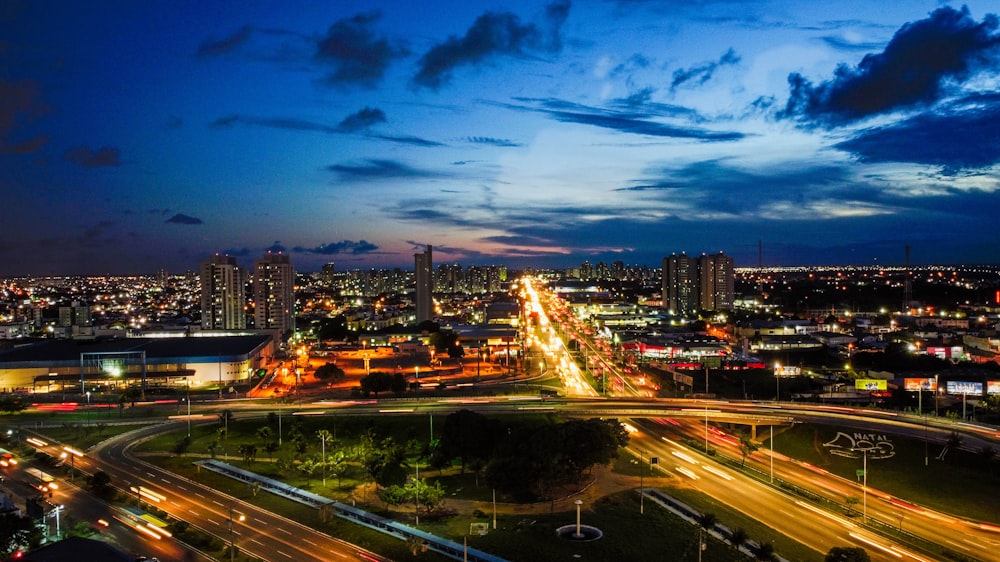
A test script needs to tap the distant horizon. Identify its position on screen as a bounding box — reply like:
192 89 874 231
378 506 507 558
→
3 255 998 279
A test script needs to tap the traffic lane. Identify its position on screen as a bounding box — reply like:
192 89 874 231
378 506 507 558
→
91 429 386 561
662 418 1000 558
629 430 925 562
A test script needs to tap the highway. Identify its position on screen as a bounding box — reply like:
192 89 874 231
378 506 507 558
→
22 424 387 562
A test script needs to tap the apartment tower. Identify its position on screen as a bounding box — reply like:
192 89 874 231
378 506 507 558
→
254 252 295 336
414 245 433 323
200 254 247 329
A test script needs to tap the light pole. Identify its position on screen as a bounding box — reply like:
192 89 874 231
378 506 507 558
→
774 363 781 401
639 450 645 515
574 499 583 538
853 448 868 522
229 505 245 562
186 380 191 438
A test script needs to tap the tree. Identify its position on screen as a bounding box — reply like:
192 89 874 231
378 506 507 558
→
89 470 114 500
360 372 395 397
738 434 761 467
845 495 860 515
238 443 257 466
315 315 349 341
0 513 43 557
264 441 280 461
314 362 346 382
0 396 27 414
943 431 963 462
825 546 871 562
754 541 776 561
696 512 717 531
256 426 274 443
728 527 748 552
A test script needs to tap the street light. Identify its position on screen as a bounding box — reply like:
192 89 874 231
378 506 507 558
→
229 505 245 562
852 448 868 522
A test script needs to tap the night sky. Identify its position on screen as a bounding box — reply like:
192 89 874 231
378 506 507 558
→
3 1 1000 275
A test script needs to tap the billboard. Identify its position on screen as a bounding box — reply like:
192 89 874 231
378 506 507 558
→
775 365 801 377
946 381 983 395
989 381 1000 395
903 378 935 391
855 379 887 391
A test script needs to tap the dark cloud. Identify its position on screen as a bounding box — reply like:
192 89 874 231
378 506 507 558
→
316 11 408 88
819 36 885 52
327 159 444 182
371 134 445 147
836 95 1000 170
337 107 387 132
0 79 49 140
498 98 742 140
210 111 442 146
670 48 740 91
220 247 251 257
196 26 253 57
1 135 47 154
265 242 287 253
610 53 652 79
466 136 521 147
63 146 121 167
414 1 571 89
479 234 554 246
293 240 379 255
210 114 240 128
165 213 203 225
784 6 1000 124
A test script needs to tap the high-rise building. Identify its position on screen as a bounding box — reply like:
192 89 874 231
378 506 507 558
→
414 245 433 323
663 251 734 314
663 253 696 314
200 255 246 330
253 253 295 336
321 262 336 285
698 252 735 311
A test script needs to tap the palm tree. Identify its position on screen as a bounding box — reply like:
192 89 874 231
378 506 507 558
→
696 512 717 532
943 431 963 462
738 434 761 467
729 527 748 553
317 429 334 486
979 445 996 475
755 541 776 561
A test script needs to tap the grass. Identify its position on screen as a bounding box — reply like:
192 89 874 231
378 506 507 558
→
766 423 1000 524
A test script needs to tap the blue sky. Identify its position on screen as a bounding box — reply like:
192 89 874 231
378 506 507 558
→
3 1 1000 275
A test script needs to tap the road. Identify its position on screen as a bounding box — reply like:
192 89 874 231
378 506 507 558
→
22 424 387 562
2 458 209 561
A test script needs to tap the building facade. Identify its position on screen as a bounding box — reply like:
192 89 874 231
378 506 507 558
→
663 251 734 315
414 245 433 323
253 253 295 336
200 255 246 330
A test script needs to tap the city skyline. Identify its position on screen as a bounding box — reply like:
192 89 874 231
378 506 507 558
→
3 1 1000 276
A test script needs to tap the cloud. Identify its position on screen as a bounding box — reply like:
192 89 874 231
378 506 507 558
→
836 95 1000 170
0 79 49 138
196 25 253 57
210 111 442 146
327 159 445 181
371 134 445 147
63 146 121 167
265 241 287 253
670 48 740 91
316 11 408 88
466 136 521 147
1 135 47 154
220 247 251 257
293 240 379 255
337 107 387 132
609 53 652 79
498 98 742 140
784 6 1000 124
165 213 203 225
413 1 571 89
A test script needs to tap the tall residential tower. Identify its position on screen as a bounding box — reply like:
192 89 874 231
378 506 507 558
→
200 254 246 329
414 245 433 323
253 252 295 336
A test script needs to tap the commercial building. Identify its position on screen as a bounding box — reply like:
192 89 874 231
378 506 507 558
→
254 252 295 336
200 255 246 330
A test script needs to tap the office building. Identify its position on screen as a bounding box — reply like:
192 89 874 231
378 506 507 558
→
415 245 433 323
254 252 295 336
200 255 246 329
